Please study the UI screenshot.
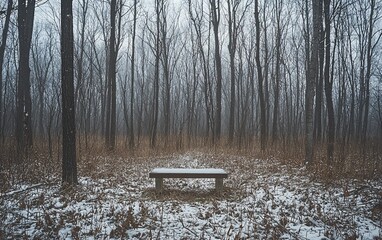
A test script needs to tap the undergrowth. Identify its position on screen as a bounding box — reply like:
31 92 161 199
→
1 136 380 190
0 137 381 239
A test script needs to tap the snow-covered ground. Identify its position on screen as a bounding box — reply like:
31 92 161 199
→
1 152 381 239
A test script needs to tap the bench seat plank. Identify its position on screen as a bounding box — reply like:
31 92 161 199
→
149 168 228 179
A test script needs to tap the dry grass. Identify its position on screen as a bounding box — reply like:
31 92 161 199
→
1 137 381 239
0 135 381 192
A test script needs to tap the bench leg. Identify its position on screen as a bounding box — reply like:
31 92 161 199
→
155 178 163 192
215 178 223 191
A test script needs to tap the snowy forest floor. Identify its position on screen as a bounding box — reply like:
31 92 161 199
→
1 151 382 239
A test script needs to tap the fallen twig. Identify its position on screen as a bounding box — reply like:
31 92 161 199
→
0 183 44 198
180 218 198 237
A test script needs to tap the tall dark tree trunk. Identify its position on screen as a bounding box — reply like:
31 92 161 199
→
272 0 282 143
346 16 356 142
262 4 270 143
188 45 198 144
227 0 236 144
75 0 88 149
210 0 222 143
303 0 310 87
150 0 161 147
137 27 146 143
254 0 266 151
16 0 35 156
324 0 334 163
160 3 170 145
105 68 111 147
129 0 137 148
109 0 117 150
61 0 78 185
110 0 117 150
0 0 12 143
305 0 321 165
314 12 324 142
106 0 117 150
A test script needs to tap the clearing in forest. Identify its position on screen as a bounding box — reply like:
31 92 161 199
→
1 152 381 239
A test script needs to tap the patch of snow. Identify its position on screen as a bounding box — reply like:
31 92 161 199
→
1 152 381 239
151 168 227 174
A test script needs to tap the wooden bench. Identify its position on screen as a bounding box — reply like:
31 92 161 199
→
149 168 228 191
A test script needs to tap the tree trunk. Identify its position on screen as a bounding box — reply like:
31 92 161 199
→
0 0 12 144
324 0 334 163
61 0 78 185
305 0 321 165
272 0 282 143
138 28 146 143
262 3 270 142
254 0 266 151
188 0 213 141
150 0 161 147
16 0 36 156
109 0 117 150
362 0 376 143
210 0 222 143
314 12 324 142
161 3 170 146
227 0 236 144
129 0 137 148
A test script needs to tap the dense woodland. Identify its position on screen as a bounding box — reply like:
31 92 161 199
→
1 0 382 182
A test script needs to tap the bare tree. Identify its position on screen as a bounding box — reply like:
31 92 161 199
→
324 0 335 162
149 0 162 147
0 0 12 143
159 0 171 145
31 27 54 139
92 0 109 139
227 0 251 144
314 1 324 142
16 0 36 155
74 0 89 149
361 0 380 143
271 0 284 143
105 0 124 150
305 0 321 165
137 26 147 143
105 0 117 150
0 0 381 175
129 0 138 148
377 86 382 140
188 0 214 141
61 0 78 185
184 27 199 145
1 26 18 143
210 0 222 143
261 1 270 143
254 0 266 151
